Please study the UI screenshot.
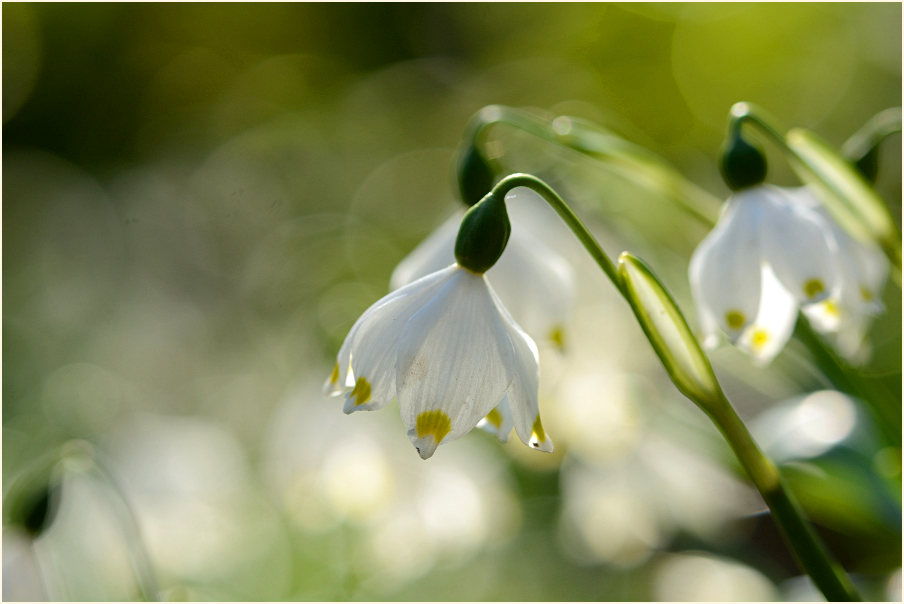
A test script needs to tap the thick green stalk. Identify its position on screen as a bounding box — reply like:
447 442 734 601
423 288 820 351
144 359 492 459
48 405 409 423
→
487 173 863 602
704 394 862 602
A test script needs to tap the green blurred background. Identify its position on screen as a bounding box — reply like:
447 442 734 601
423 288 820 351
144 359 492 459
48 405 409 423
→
3 3 901 601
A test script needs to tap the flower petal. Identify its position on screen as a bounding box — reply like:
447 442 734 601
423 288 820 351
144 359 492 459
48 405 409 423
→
476 397 515 442
396 269 515 459
491 289 551 453
737 265 799 365
839 229 889 315
389 212 461 291
785 186 888 314
487 226 576 345
327 265 456 409
689 192 763 341
759 187 840 305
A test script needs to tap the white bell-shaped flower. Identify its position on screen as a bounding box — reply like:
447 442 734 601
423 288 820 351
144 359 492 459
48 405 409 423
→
689 184 843 365
325 264 553 459
391 187 576 349
789 187 890 362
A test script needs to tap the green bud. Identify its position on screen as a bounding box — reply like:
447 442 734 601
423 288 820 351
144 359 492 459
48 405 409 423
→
454 191 510 273
852 145 879 185
720 132 767 191
456 144 496 207
6 471 60 538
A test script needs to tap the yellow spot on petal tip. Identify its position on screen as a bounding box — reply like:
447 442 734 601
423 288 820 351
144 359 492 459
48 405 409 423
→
804 278 825 300
485 408 503 429
350 377 371 406
824 300 840 318
548 325 566 351
416 410 452 444
751 328 769 351
725 310 746 331
859 286 874 302
530 415 548 448
328 362 339 385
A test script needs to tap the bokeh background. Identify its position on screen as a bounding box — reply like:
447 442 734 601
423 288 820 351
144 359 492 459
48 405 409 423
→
3 3 901 601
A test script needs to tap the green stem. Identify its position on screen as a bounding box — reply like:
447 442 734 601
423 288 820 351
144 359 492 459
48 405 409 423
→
465 106 722 225
67 445 160 602
842 107 902 164
488 172 863 602
705 395 863 602
728 101 793 154
488 173 621 289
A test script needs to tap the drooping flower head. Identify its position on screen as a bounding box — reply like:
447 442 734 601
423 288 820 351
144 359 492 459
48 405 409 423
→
325 191 552 459
690 121 891 365
390 187 576 349
690 131 843 364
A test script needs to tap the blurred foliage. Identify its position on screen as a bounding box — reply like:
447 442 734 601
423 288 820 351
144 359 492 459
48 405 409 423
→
3 3 901 601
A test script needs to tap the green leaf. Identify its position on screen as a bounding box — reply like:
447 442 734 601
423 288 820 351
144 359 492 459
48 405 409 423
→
616 252 722 409
785 127 901 270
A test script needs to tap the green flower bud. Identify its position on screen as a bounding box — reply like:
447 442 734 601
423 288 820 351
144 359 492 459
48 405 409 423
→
720 132 767 191
456 144 496 207
454 191 510 273
6 472 60 538
852 145 879 185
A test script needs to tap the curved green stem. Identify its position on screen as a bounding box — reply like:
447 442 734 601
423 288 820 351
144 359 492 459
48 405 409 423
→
488 173 621 288
486 172 863 602
728 101 793 153
842 107 902 164
465 106 722 225
88 457 160 602
62 443 160 601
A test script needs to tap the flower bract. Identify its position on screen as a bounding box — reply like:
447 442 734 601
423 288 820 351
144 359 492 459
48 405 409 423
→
325 264 553 459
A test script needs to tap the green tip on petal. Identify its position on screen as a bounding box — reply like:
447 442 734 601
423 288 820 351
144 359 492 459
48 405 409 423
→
454 191 511 273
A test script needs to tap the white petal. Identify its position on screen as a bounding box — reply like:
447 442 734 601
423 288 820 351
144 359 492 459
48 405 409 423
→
484 281 549 451
786 185 888 311
759 186 839 305
396 268 515 458
737 266 799 365
328 265 456 410
391 203 576 347
476 397 515 442
389 212 461 291
504 317 552 453
487 226 576 344
689 191 763 341
839 230 888 315
801 297 843 334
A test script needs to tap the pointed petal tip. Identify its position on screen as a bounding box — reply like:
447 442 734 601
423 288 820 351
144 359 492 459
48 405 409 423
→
529 435 554 453
408 431 439 460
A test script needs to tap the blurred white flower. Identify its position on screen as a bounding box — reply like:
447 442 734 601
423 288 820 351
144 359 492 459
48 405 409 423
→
789 187 889 362
689 184 842 364
391 187 576 348
325 263 552 459
653 551 778 601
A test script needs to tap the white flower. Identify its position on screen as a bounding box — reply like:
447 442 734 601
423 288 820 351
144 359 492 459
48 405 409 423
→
391 187 576 349
790 187 889 362
325 263 553 459
689 184 843 364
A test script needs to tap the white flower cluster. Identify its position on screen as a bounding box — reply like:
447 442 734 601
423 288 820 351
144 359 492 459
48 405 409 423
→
690 185 888 364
